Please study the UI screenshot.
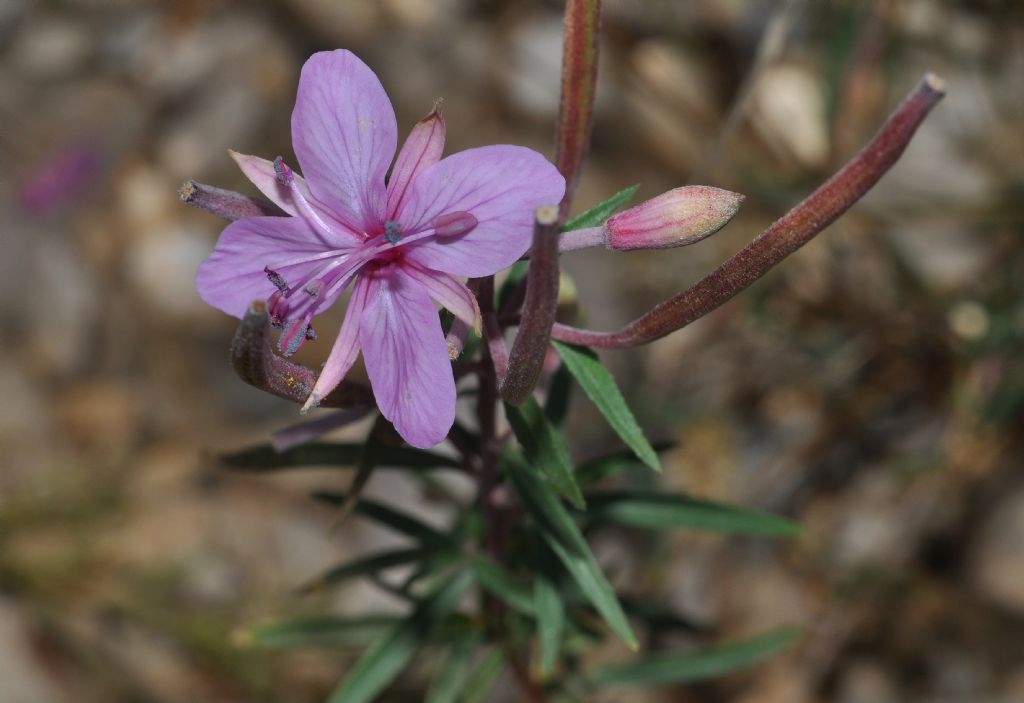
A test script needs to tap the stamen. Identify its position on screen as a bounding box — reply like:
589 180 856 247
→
272 156 348 245
384 220 402 245
303 278 324 297
279 315 313 357
268 289 289 327
305 326 318 341
264 266 289 292
432 211 478 238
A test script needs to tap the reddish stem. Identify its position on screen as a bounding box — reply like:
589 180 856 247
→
500 206 561 405
555 0 601 220
551 74 947 349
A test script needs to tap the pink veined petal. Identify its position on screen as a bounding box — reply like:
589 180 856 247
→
196 216 342 318
400 260 480 337
302 274 373 412
229 151 362 246
292 50 397 233
395 145 565 278
358 266 456 448
385 103 445 219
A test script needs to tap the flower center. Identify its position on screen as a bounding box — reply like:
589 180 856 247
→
262 159 482 357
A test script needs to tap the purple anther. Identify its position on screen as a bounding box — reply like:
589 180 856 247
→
431 211 478 238
264 266 289 292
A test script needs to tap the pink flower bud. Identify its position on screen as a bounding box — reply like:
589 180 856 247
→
604 186 743 251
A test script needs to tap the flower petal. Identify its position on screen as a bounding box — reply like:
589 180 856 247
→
386 103 445 219
302 274 372 412
230 151 362 246
396 145 565 277
195 216 340 318
292 50 397 233
400 260 480 337
358 266 455 448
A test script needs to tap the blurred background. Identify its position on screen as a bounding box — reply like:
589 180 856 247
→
1 0 1023 701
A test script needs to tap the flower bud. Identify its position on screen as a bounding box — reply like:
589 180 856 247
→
604 186 743 251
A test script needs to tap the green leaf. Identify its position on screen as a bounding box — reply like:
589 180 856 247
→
471 556 536 616
426 630 484 703
240 615 399 649
461 648 506 703
587 627 801 688
221 443 461 471
312 492 451 546
503 451 637 650
560 184 640 232
533 567 566 678
552 341 660 473
299 547 434 594
576 442 677 485
328 569 475 703
505 398 584 509
544 362 573 428
585 491 801 537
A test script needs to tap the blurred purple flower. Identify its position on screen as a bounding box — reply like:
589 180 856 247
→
196 50 564 447
18 143 100 215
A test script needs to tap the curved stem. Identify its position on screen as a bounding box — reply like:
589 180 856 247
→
551 74 947 349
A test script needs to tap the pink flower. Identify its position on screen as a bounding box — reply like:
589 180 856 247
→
196 50 565 447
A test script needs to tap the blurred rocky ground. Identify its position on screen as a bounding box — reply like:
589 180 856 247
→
0 0 1022 701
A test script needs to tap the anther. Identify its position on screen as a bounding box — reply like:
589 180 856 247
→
384 220 403 245
279 317 312 357
303 278 324 297
432 211 478 238
265 266 289 292
273 156 294 186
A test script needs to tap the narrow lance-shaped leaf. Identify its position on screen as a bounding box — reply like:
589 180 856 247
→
533 551 566 678
585 491 801 537
426 630 484 703
504 451 637 650
505 398 584 508
220 442 460 471
238 615 399 650
298 547 433 595
553 340 661 472
471 556 536 616
312 492 452 546
327 569 475 703
461 648 507 703
561 184 639 232
576 442 677 485
587 627 801 688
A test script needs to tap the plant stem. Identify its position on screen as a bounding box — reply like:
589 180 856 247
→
550 74 947 348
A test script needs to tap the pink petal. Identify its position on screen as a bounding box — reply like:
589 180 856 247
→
386 103 445 219
395 145 565 277
302 274 372 412
358 266 455 448
230 151 362 246
196 216 338 318
400 260 480 337
292 50 397 233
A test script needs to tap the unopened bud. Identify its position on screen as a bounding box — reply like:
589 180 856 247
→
604 186 743 251
431 211 478 238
